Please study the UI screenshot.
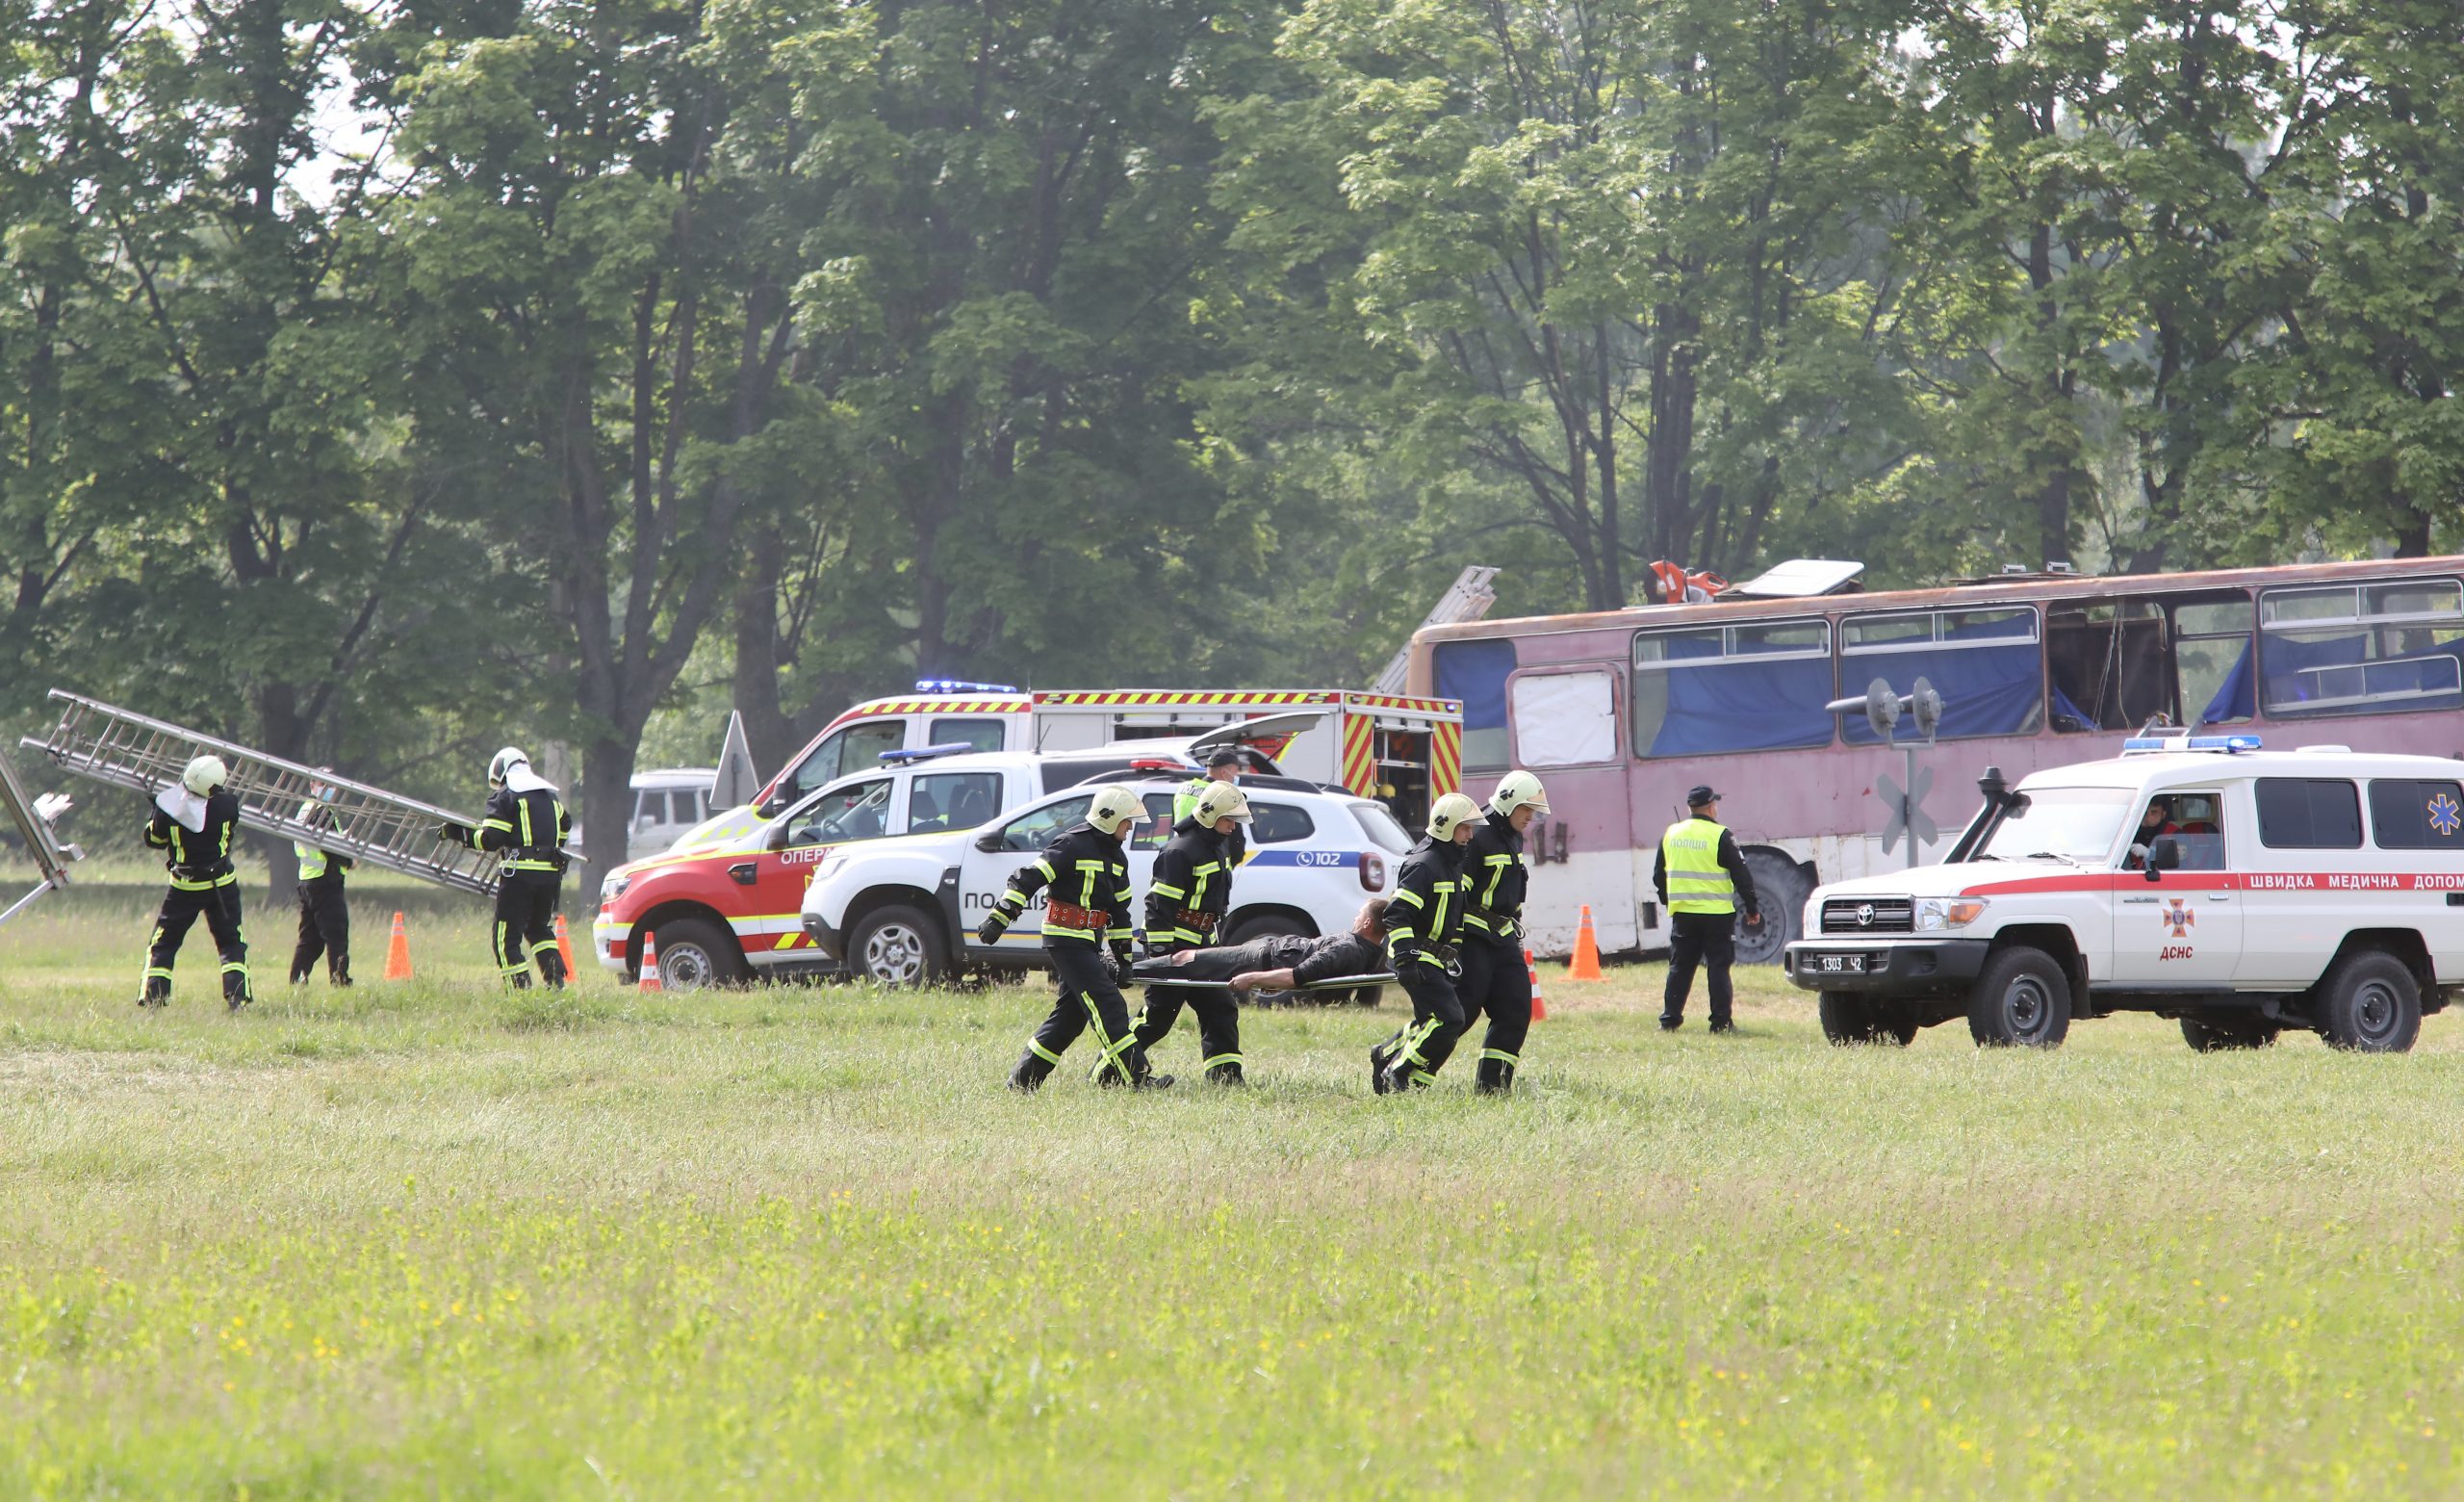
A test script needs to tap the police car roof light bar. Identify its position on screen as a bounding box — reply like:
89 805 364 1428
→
2120 734 2264 755
877 742 979 765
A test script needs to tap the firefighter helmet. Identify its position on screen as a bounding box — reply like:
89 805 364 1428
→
487 746 528 788
1428 792 1483 841
181 754 229 797
1086 784 1143 838
1489 770 1550 818
1193 782 1251 826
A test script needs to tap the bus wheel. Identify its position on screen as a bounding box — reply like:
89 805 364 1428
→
2180 1014 2279 1051
1733 852 1808 967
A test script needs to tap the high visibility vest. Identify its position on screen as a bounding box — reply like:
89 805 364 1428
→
1661 816 1735 915
1172 777 1210 825
295 842 329 880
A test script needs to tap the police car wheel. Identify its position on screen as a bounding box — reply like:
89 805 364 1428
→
850 904 949 990
649 918 748 991
1967 945 2071 1049
2318 949 2421 1053
2179 1014 2279 1052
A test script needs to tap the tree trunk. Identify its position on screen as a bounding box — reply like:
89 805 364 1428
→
579 735 637 925
730 524 803 774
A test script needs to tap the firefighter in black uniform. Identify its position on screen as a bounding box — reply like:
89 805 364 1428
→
1127 781 1250 1083
140 754 252 1010
445 746 572 989
981 785 1168 1092
1368 791 1481 1093
1457 770 1549 1095
289 772 353 986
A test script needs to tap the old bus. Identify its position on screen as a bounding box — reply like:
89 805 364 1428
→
1408 557 2464 963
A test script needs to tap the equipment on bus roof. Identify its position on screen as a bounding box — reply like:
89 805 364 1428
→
1729 558 1867 599
1647 559 1731 605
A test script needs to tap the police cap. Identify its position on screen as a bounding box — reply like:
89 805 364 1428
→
1686 785 1722 808
1207 748 1244 770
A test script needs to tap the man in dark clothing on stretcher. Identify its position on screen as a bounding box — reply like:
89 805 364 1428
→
1131 897 1390 996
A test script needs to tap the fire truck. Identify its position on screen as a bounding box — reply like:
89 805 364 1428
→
688 684 1463 850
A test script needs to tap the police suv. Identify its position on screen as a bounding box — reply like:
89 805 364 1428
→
799 773 1412 988
1783 737 2464 1051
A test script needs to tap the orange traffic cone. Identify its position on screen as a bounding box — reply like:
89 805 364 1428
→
383 911 413 980
1566 904 1604 981
636 931 663 993
554 912 579 976
1526 947 1549 1020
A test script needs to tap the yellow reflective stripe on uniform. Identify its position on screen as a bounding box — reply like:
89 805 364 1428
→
1029 1039 1064 1065
518 796 534 846
1480 1048 1518 1064
1034 858 1057 881
1201 1053 1243 1072
1392 889 1426 909
1150 881 1188 900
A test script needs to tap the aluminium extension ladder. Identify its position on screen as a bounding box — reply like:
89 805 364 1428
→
1373 564 1501 694
0 744 85 925
19 689 506 897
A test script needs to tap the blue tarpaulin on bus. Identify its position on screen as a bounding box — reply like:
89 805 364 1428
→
1647 658 1837 757
2255 630 2464 716
1432 638 1516 732
2200 639 2255 723
1840 613 2043 744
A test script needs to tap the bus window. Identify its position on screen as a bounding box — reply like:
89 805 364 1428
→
2258 579 2464 718
1840 608 2040 743
2047 600 2169 732
1509 669 1618 766
2173 598 2255 724
1632 620 1833 759
1434 638 1518 771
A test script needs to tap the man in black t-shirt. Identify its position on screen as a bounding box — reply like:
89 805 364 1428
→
1128 899 1389 993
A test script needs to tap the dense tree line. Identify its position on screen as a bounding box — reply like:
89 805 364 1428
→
3 0 2458 900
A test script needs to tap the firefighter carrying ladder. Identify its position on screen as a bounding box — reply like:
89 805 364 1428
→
19 690 509 897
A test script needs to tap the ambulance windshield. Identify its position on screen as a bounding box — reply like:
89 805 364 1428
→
1972 786 2133 865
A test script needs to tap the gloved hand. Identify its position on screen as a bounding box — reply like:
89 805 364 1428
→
436 820 474 848
1134 928 1153 960
1111 942 1135 984
977 911 1011 946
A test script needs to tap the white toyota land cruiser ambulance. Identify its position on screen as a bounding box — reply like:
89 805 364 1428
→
1784 736 2464 1051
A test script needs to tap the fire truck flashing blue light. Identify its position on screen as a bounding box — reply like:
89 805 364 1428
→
913 680 1019 695
2120 734 2263 754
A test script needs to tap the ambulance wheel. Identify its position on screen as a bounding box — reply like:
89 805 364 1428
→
649 918 748 990
2179 1014 2280 1051
1967 946 2070 1049
2318 949 2420 1053
1732 852 1806 967
848 904 950 990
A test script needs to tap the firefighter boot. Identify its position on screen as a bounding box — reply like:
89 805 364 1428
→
535 946 569 992
139 973 170 1009
222 968 251 1012
1009 1049 1057 1094
1474 1054 1516 1096
330 954 352 987
1369 1037 1399 1095
1204 1058 1245 1086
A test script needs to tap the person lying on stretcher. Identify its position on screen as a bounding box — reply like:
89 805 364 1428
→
1132 897 1390 997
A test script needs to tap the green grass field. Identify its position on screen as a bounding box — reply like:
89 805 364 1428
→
5 873 2464 1497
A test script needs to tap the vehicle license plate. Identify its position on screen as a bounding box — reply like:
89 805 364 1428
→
1818 953 1865 974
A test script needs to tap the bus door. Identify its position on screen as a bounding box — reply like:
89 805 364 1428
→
1502 662 1633 958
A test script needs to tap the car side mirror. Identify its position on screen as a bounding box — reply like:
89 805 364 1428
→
2143 835 2183 880
974 830 1006 853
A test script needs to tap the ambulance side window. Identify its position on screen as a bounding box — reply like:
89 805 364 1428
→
2368 780 2464 850
2254 778 2363 849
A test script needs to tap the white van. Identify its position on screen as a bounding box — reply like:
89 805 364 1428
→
1784 736 2464 1051
626 768 717 862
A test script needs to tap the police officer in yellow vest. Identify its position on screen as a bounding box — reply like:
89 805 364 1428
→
1652 786 1760 1032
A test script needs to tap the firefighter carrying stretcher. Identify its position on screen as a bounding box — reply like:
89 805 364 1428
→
1126 780 1250 1084
981 784 1169 1092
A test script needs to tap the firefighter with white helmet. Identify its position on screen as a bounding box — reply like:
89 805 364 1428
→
444 746 573 989
980 784 1168 1091
139 753 251 1009
1127 779 1251 1084
1455 770 1550 1094
1368 790 1483 1093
